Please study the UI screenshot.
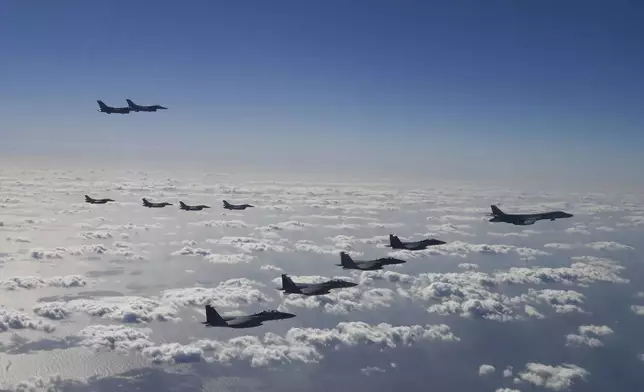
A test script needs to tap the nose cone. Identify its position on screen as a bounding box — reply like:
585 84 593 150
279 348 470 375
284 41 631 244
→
564 212 574 218
281 312 296 319
433 239 447 245
343 281 359 288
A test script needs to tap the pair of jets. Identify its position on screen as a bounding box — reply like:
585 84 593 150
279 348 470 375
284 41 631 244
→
201 273 362 328
97 99 167 114
84 195 253 211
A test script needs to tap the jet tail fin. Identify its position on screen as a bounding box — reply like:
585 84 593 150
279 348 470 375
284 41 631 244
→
84 195 93 201
281 274 301 293
204 305 227 326
340 252 357 268
126 99 136 108
389 234 404 248
96 100 107 109
179 201 187 209
142 198 151 206
491 205 505 216
223 200 231 207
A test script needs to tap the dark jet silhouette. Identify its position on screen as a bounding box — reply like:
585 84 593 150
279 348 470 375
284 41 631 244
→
97 100 131 114
126 99 167 112
278 274 357 296
385 234 446 251
201 304 295 329
336 251 406 271
179 201 210 211
142 198 173 208
223 200 254 210
84 195 115 204
488 205 573 226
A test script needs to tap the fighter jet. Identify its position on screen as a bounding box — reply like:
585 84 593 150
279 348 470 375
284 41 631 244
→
223 200 254 210
278 274 357 296
201 304 295 329
488 205 573 226
385 234 446 251
97 100 131 114
84 195 115 204
125 99 167 112
179 201 210 211
142 198 173 208
336 251 406 271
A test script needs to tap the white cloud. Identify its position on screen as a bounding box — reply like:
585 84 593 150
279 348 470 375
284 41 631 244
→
1 275 87 290
141 321 460 366
566 324 614 347
1 306 55 333
160 278 271 308
479 364 496 376
34 296 179 323
518 362 589 390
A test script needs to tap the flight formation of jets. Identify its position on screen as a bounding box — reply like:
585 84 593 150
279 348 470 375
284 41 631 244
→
84 194 574 328
97 99 167 114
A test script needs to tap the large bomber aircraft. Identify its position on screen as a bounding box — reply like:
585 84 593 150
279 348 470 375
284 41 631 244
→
179 201 210 211
201 305 295 329
97 100 130 114
488 205 573 226
278 274 357 296
126 99 167 112
85 195 115 204
142 198 173 208
336 252 406 271
385 234 446 251
223 200 254 210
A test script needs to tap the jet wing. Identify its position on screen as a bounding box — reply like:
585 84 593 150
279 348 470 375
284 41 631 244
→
519 218 537 225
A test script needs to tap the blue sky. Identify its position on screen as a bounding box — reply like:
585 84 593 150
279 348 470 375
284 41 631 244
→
1 0 643 184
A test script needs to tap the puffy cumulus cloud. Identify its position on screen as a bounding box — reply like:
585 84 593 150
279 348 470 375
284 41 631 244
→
34 296 179 323
142 321 459 367
0 306 55 333
522 289 587 314
388 241 550 261
495 389 520 392
479 364 496 376
630 305 644 316
458 263 479 270
544 242 635 252
565 324 614 347
586 241 635 251
206 236 291 253
564 225 591 235
260 264 284 272
255 221 318 232
359 255 626 322
518 362 589 391
190 219 250 229
294 240 363 258
77 230 113 240
426 223 475 237
29 244 145 261
160 278 271 308
0 274 87 290
171 245 256 264
496 256 628 286
280 287 396 315
79 324 154 352
324 223 363 230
